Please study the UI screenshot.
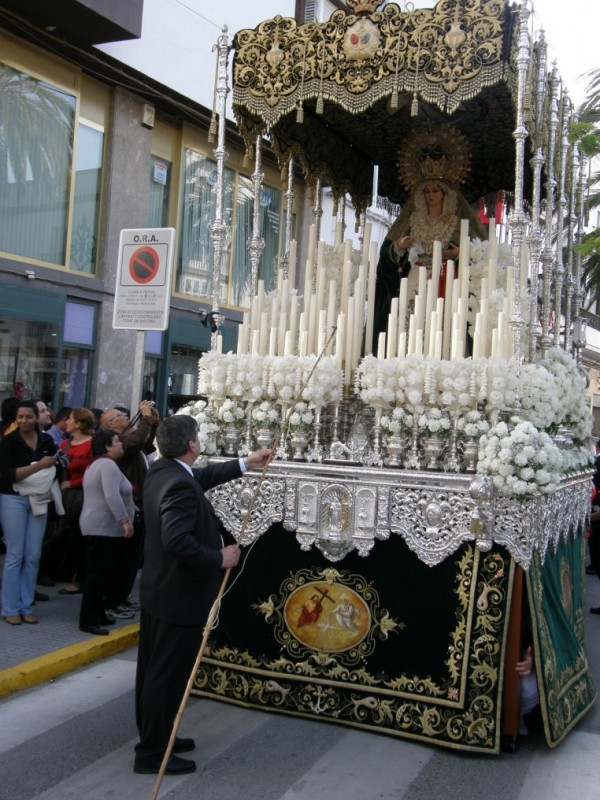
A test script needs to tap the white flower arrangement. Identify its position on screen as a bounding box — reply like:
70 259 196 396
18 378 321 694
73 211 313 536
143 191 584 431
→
380 406 413 435
518 362 563 431
456 409 490 438
477 419 562 498
216 398 245 427
175 399 219 454
199 352 343 408
540 348 592 441
417 407 452 437
287 401 314 430
251 400 280 429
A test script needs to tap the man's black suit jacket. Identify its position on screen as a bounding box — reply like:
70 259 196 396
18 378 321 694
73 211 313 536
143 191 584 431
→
141 456 243 626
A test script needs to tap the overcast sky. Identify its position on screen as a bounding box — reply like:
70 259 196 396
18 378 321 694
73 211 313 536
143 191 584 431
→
532 0 599 106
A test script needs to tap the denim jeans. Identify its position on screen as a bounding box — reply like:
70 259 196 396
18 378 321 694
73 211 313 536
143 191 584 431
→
1 494 47 617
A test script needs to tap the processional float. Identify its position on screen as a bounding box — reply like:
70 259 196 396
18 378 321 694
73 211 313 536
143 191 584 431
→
190 0 596 754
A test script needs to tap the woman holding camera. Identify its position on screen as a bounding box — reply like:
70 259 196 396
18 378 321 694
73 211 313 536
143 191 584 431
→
0 400 60 624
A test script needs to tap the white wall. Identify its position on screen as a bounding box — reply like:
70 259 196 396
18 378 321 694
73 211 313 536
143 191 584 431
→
96 0 296 112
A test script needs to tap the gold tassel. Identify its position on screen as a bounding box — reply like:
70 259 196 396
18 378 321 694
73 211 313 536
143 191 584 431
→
296 103 304 123
411 95 419 117
316 95 324 115
390 89 399 110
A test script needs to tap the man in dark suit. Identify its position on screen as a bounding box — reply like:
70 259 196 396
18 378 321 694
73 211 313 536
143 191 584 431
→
133 413 271 775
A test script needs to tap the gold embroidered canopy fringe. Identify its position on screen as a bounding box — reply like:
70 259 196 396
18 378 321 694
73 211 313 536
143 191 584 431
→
231 0 530 212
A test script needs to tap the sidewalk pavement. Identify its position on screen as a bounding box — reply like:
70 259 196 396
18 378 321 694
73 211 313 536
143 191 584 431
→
0 577 139 698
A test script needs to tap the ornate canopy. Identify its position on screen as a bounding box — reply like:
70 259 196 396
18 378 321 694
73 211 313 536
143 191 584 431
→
232 0 531 213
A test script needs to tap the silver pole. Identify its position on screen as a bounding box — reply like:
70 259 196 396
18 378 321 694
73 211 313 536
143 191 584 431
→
553 91 570 347
248 133 266 297
208 26 230 350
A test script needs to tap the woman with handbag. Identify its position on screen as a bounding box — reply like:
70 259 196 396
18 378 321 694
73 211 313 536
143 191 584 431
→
58 407 95 594
0 400 60 624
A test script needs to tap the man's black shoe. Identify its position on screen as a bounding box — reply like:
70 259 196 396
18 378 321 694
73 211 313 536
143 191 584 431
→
590 606 600 615
101 614 116 626
174 737 195 753
34 591 49 602
80 624 109 636
133 754 196 775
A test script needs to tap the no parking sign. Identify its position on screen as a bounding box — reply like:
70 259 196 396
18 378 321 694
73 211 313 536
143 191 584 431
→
113 228 175 330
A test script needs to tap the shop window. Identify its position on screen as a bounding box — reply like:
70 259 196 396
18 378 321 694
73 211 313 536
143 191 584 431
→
59 301 96 408
177 149 234 302
167 343 206 414
0 318 60 406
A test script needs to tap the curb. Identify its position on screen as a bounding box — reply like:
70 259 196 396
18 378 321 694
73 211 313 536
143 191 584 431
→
0 622 139 699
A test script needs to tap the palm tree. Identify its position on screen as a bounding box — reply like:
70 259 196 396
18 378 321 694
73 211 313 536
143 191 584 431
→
572 69 600 307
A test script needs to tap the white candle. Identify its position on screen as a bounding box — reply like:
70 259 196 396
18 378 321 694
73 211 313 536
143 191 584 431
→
480 277 488 301
268 327 277 356
398 277 408 336
278 311 287 356
289 295 298 346
415 329 423 356
387 297 398 359
259 311 269 356
317 309 327 354
488 255 497 294
458 218 470 278
288 240 297 289
480 297 489 358
418 265 427 298
251 329 260 356
303 259 313 313
365 241 379 355
361 221 372 266
316 241 326 312
216 334 223 354
424 278 435 356
353 277 365 369
270 291 280 330
434 329 442 360
335 311 345 361
299 330 308 357
377 331 386 360
307 224 317 266
307 293 317 355
491 328 498 358
431 240 442 297
276 267 282 293
326 279 337 355
407 315 416 355
284 330 294 356
428 310 438 358
341 243 352 317
398 331 407 358
344 297 355 386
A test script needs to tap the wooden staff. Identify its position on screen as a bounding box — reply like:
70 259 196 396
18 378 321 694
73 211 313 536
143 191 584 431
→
151 329 338 799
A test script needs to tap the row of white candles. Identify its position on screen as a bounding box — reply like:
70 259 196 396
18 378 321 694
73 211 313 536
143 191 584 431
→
237 222 379 386
235 218 524 378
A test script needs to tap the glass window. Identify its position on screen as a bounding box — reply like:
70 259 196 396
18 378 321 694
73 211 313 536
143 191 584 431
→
177 149 234 303
148 155 171 228
0 318 60 406
70 122 104 273
0 62 76 265
232 178 284 307
63 301 95 346
167 343 205 414
145 330 163 355
59 348 90 408
142 356 160 404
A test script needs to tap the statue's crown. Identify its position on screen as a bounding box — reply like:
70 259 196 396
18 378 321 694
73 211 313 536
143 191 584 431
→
346 0 383 15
